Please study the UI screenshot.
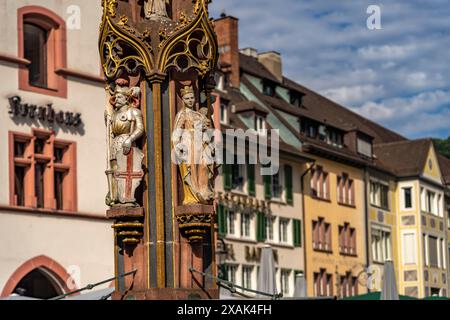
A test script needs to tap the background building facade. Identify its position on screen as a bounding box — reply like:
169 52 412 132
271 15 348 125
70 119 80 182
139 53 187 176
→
0 0 113 299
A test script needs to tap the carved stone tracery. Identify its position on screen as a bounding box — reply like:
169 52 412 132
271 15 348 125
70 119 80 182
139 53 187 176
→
99 0 218 84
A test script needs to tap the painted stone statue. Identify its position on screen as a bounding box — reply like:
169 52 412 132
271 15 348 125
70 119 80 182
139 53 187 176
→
105 79 145 207
172 86 216 205
143 0 170 19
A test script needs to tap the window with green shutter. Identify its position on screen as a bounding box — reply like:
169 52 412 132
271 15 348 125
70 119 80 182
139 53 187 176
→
257 212 267 242
223 163 232 191
218 204 227 236
285 165 293 205
264 173 272 200
293 219 302 247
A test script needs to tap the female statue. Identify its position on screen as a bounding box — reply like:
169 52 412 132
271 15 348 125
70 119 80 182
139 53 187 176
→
172 86 216 205
143 0 169 19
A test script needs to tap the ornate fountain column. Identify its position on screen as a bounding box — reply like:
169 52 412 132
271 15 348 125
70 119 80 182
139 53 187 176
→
99 0 219 300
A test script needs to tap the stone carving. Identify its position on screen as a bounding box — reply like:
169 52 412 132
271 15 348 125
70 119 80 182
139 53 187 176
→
172 86 216 205
105 79 145 207
142 0 170 19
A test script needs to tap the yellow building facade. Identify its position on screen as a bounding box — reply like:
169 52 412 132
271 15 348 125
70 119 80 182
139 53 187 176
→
303 156 367 298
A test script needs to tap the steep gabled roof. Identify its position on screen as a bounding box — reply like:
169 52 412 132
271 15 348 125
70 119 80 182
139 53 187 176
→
437 154 450 185
239 53 406 144
373 139 432 177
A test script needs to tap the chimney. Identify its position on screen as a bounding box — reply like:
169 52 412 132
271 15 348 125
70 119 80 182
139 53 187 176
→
214 15 240 88
258 51 283 82
240 47 258 58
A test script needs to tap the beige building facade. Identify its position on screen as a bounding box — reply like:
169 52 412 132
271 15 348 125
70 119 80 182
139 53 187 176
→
0 0 114 299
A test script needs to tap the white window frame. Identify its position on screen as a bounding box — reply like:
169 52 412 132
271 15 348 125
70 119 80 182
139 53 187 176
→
279 218 291 245
371 225 392 263
402 231 417 266
226 210 238 237
280 269 292 297
266 216 275 242
241 265 254 291
256 115 266 135
240 212 253 240
220 101 228 125
271 169 285 202
400 183 415 211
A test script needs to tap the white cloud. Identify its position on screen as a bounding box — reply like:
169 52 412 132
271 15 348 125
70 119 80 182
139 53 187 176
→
324 84 384 106
358 44 416 60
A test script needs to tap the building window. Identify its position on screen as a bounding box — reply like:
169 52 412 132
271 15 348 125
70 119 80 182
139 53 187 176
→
263 81 275 97
226 211 237 236
224 265 237 284
241 213 252 238
18 6 67 97
242 266 253 290
337 173 355 206
312 218 332 252
357 137 373 158
370 181 389 210
314 269 333 297
425 190 436 215
327 130 343 148
256 115 266 135
339 223 356 256
272 170 284 200
371 228 392 263
219 101 228 125
340 273 358 298
290 91 304 108
402 232 417 265
402 187 413 210
9 130 76 211
24 22 48 88
266 216 275 242
428 236 439 268
307 124 317 138
280 270 291 296
310 166 330 200
279 218 290 245
231 155 245 191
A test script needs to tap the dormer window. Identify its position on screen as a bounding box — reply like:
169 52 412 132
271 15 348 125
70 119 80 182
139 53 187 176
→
256 115 266 134
318 125 327 141
308 124 317 138
357 135 373 158
263 81 276 97
290 91 304 108
327 129 344 148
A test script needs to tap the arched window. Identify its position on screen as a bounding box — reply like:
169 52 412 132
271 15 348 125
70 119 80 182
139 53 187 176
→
1 255 76 299
18 6 67 98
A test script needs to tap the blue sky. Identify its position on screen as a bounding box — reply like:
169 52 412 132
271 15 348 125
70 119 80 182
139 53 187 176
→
210 0 450 139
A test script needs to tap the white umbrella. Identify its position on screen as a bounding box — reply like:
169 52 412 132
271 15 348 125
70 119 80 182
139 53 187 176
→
380 260 399 300
257 245 277 297
293 273 307 298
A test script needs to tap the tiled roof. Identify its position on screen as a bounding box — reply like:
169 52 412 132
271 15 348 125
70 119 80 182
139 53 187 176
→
215 52 448 181
373 139 432 177
437 154 450 185
239 53 406 143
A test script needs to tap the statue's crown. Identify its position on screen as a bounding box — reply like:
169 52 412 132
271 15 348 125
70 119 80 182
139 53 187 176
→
181 86 194 97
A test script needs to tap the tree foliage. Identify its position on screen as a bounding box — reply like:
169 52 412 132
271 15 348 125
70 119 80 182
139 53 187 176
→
434 137 450 159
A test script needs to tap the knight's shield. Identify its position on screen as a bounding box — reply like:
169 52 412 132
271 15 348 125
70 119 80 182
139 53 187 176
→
114 147 144 204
